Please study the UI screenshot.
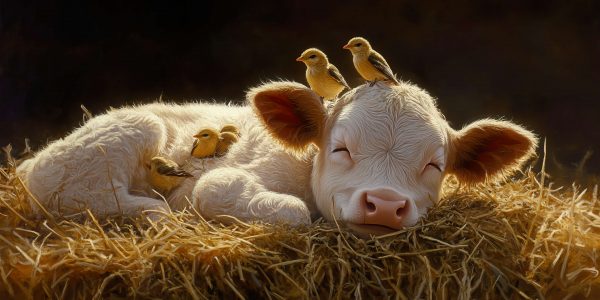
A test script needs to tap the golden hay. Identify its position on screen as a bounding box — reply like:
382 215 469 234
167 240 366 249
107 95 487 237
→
0 162 598 299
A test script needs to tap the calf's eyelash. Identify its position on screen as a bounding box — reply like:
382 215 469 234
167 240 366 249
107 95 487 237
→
332 147 349 153
427 162 442 172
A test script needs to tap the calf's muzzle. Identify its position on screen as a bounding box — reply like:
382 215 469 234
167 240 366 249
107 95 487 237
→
359 188 410 230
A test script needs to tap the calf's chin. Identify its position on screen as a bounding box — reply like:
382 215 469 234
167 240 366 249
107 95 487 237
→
251 81 537 237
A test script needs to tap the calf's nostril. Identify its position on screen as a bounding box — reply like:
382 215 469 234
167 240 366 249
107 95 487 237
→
396 207 403 217
395 200 407 217
365 200 376 213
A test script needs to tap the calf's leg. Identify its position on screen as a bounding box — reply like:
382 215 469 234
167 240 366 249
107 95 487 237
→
193 167 311 226
17 111 170 218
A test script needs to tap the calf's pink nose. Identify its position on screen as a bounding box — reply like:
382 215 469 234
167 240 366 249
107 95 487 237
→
362 193 408 229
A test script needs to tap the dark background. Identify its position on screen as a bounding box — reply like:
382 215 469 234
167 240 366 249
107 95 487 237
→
1 1 599 183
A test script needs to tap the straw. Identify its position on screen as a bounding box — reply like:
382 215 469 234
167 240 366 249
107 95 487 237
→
0 163 598 299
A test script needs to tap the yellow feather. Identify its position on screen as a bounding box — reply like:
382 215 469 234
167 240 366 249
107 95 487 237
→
191 128 220 158
147 156 190 193
297 48 348 100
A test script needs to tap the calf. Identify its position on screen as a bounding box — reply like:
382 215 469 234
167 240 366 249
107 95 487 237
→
16 80 536 236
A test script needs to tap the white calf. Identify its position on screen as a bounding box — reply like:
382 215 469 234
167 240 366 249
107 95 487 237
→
17 80 536 236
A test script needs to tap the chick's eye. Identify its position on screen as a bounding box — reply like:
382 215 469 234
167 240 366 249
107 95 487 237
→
309 54 316 59
426 162 442 172
202 134 210 138
355 43 362 47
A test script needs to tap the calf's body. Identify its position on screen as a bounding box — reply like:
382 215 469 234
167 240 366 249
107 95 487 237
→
17 102 315 223
17 81 536 236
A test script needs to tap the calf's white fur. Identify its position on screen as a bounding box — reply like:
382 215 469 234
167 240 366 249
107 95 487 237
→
17 80 536 236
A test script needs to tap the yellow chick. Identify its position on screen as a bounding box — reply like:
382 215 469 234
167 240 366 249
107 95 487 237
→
191 128 220 158
147 156 193 193
215 131 239 157
214 124 240 157
342 37 399 85
220 124 240 137
296 48 350 100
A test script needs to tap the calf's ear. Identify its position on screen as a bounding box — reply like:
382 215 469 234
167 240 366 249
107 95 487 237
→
248 81 326 152
449 119 537 184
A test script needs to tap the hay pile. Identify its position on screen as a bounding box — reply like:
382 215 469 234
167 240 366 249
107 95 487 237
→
0 163 598 299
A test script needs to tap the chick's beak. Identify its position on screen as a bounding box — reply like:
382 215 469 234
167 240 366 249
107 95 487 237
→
295 56 303 62
342 44 351 49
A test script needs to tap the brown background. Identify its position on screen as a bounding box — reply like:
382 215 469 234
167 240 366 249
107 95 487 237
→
1 1 599 182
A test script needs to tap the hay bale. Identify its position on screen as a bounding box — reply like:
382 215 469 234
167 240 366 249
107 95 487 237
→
0 163 598 299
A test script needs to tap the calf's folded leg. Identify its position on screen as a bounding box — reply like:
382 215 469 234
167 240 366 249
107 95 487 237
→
193 167 311 226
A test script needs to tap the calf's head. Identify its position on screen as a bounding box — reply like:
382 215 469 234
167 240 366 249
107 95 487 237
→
250 81 536 236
